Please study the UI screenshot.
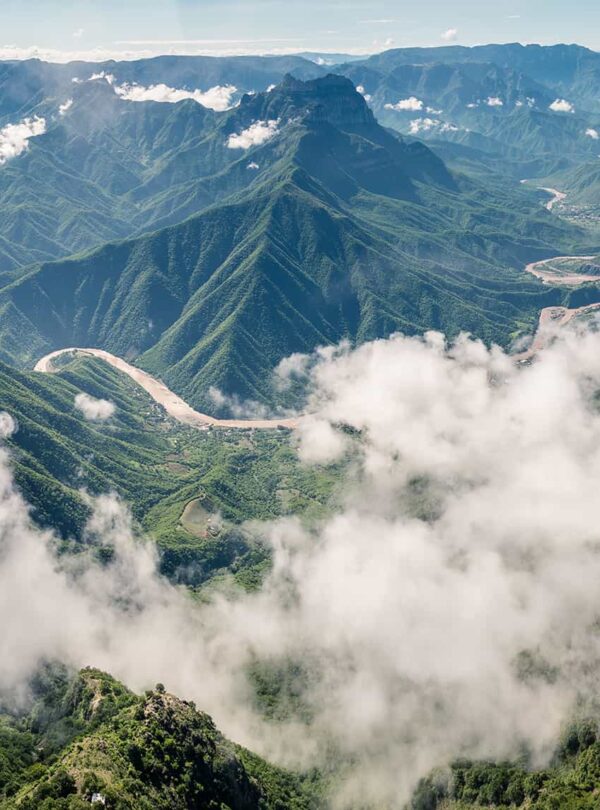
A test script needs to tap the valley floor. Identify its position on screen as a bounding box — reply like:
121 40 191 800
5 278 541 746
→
35 348 298 430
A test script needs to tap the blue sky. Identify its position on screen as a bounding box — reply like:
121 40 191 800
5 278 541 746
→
2 0 600 61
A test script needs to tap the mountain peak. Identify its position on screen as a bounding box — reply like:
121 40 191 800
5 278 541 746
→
243 73 375 130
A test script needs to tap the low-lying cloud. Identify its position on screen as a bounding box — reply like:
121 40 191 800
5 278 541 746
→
550 98 574 113
409 117 459 134
515 97 536 108
89 70 115 84
114 82 237 111
0 116 46 165
356 84 372 102
74 393 115 421
385 96 423 112
586 127 599 140
59 99 73 116
0 413 17 439
6 330 600 806
207 386 270 419
227 119 280 149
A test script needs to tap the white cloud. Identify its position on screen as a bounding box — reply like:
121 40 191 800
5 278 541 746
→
0 413 16 439
59 98 73 116
89 71 115 84
549 98 574 113
384 96 423 112
409 117 439 133
247 161 260 170
74 393 115 422
72 28 84 39
8 330 600 807
426 106 442 114
227 119 280 150
113 82 237 111
266 84 277 93
441 27 458 41
274 352 312 391
207 386 270 419
356 85 372 102
486 96 504 107
0 116 46 166
466 101 479 108
586 128 599 140
296 416 348 464
409 117 459 134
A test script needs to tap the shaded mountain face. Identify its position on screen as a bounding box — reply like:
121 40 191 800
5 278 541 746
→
0 72 587 412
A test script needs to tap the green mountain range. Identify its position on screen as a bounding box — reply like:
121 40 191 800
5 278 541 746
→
2 45 600 808
0 74 590 411
333 45 600 181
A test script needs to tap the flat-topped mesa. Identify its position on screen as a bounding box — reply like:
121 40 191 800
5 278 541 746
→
240 73 376 129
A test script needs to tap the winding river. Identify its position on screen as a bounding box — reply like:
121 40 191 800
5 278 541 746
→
34 218 600 426
34 348 298 431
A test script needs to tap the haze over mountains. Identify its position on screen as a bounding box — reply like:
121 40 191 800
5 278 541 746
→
1 44 599 409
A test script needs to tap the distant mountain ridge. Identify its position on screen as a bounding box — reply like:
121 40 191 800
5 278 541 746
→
334 43 600 177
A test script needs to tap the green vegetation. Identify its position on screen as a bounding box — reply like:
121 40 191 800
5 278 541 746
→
411 721 600 809
338 44 600 183
0 75 591 410
0 55 324 276
0 355 338 588
0 667 322 809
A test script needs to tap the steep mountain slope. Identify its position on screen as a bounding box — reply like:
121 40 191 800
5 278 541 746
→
0 354 334 585
0 74 590 410
0 668 321 809
0 80 235 273
0 56 329 274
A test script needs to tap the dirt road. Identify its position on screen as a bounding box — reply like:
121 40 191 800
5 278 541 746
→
34 348 298 431
539 186 567 211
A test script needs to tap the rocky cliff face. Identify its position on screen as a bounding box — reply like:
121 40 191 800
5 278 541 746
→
240 73 376 129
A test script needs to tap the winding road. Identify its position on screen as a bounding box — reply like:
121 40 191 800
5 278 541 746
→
34 348 298 431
